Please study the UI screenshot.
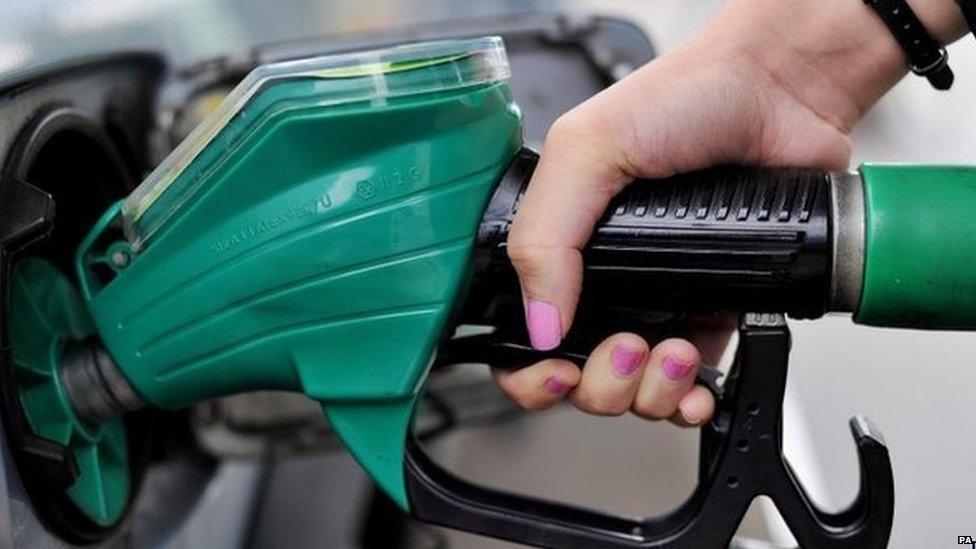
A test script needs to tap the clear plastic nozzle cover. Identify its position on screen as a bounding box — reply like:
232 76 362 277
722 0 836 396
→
122 36 511 249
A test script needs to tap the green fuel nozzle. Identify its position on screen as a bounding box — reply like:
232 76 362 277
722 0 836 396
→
73 36 522 507
20 35 976 547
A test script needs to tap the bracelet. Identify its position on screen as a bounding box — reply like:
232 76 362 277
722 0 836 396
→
863 0 954 90
956 0 976 42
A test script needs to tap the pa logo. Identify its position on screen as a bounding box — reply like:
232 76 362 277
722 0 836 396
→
959 535 975 547
356 179 375 200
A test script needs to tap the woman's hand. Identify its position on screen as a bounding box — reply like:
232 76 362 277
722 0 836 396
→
495 0 966 423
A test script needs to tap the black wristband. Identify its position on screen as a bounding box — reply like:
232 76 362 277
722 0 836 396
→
956 0 976 42
863 0 954 90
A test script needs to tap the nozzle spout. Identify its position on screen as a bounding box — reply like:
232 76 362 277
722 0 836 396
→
61 340 144 426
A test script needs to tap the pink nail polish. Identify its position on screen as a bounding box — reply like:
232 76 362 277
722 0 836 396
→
545 377 567 395
662 356 694 381
611 345 643 376
526 300 561 351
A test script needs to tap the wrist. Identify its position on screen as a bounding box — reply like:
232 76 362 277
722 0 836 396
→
699 0 967 132
905 0 971 43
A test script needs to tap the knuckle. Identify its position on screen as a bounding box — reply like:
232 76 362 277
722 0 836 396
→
547 110 592 144
506 243 580 288
506 246 554 287
507 241 579 277
505 241 547 273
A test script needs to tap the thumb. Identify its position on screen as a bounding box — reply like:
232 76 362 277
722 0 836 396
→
508 108 631 350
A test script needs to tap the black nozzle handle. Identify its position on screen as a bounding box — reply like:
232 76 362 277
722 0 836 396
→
476 149 833 319
408 315 894 548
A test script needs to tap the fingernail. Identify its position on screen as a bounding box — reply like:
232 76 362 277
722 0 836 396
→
662 356 694 382
526 300 561 351
545 377 568 395
611 345 643 376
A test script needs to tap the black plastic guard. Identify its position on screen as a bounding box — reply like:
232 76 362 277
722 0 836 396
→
405 314 894 548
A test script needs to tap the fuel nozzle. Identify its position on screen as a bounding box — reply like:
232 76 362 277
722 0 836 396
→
60 339 143 426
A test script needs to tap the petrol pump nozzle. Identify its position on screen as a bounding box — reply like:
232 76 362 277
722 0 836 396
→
24 35 976 548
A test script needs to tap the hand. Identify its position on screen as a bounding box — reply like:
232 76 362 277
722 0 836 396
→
495 0 966 423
